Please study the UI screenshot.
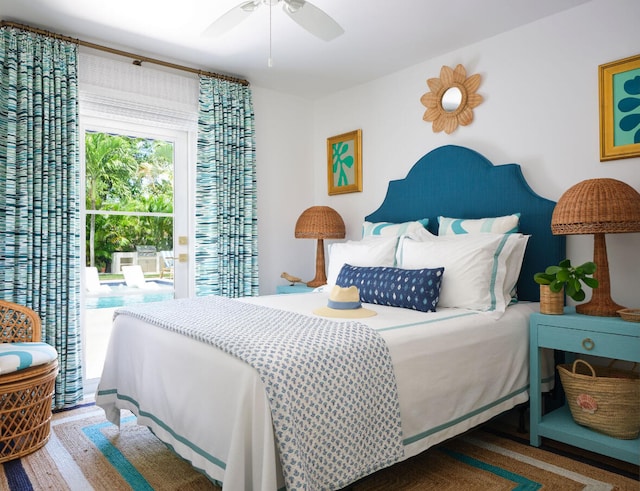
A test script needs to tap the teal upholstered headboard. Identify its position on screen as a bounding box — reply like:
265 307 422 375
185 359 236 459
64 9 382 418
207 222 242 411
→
365 145 565 302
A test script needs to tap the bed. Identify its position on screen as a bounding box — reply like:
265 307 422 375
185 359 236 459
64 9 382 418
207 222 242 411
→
96 145 565 491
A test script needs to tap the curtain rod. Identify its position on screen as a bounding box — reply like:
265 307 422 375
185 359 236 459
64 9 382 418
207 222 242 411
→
1 20 250 86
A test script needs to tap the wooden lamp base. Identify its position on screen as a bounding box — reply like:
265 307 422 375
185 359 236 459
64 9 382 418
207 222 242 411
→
576 233 626 317
306 238 328 288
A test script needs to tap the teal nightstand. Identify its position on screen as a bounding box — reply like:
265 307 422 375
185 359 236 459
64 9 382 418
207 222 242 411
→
529 307 640 465
276 285 314 294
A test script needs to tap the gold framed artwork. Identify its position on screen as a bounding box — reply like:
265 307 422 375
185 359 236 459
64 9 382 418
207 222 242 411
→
599 54 640 161
327 129 362 195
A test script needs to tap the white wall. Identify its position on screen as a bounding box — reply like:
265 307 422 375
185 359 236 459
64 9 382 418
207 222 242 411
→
252 87 315 294
297 0 640 306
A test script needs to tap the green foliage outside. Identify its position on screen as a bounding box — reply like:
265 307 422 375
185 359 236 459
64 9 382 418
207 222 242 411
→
85 132 174 271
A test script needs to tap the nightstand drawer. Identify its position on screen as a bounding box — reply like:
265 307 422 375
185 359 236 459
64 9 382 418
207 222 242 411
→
537 324 640 359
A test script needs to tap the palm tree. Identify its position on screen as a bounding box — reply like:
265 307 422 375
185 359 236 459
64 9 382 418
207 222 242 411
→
85 132 137 268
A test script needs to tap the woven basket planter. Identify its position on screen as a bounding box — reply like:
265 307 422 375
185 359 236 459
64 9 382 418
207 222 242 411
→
0 360 58 463
557 359 640 439
539 285 564 314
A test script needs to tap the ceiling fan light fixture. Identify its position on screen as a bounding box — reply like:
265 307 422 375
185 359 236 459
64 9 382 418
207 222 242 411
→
204 0 343 42
284 0 306 13
240 1 261 13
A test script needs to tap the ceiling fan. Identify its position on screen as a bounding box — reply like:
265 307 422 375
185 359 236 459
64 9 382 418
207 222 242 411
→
205 0 344 42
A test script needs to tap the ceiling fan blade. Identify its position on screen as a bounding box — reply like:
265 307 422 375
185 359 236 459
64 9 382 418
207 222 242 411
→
282 0 344 41
204 1 261 37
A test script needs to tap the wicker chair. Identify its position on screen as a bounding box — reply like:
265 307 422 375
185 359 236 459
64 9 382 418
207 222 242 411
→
0 300 58 463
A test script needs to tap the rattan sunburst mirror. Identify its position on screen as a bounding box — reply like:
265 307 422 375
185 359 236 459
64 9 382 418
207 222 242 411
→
420 64 483 134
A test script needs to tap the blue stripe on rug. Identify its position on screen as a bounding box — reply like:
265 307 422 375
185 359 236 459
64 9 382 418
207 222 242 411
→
440 447 542 491
81 416 154 491
3 459 33 491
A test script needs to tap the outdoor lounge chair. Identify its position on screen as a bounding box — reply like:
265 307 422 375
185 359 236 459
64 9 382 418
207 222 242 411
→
84 266 111 294
160 250 174 279
122 265 160 290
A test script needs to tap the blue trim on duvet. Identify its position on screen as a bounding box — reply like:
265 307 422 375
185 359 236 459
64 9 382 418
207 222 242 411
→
96 389 227 472
97 379 545 491
375 310 534 447
97 388 287 491
489 235 510 311
403 385 529 446
377 311 479 332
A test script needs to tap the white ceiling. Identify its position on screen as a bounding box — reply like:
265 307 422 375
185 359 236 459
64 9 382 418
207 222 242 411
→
0 0 589 99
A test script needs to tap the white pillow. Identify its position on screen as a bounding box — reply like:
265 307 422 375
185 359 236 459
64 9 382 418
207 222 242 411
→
502 234 530 302
399 233 528 314
362 219 431 240
326 236 398 286
438 214 520 235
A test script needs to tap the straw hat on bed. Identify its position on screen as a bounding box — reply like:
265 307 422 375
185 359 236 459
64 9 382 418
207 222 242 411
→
313 285 377 318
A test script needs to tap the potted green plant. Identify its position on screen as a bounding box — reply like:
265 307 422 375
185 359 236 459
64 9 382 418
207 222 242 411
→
534 259 599 314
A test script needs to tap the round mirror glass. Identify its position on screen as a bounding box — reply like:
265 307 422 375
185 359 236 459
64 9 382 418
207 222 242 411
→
441 87 462 112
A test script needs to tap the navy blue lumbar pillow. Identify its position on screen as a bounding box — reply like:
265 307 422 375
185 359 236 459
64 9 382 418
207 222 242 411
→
335 264 444 312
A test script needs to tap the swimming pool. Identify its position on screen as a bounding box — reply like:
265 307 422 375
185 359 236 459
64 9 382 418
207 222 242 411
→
85 282 174 309
86 291 174 309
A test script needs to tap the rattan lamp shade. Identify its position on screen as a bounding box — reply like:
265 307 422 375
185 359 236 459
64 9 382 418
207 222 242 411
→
551 178 640 317
295 206 346 287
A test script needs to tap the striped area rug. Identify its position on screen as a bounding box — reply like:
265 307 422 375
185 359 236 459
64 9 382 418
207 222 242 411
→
1 403 637 490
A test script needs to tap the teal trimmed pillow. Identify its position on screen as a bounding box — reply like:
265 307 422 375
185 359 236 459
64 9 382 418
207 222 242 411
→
335 264 444 312
438 214 520 235
362 219 429 239
399 233 529 314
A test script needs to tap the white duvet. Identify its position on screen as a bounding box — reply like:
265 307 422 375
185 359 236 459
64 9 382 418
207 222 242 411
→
96 291 553 491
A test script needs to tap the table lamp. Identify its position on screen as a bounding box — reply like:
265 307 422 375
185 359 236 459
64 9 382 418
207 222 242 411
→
295 206 345 288
551 178 640 316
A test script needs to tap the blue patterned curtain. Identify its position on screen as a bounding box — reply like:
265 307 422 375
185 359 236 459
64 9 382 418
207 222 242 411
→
196 76 258 297
0 26 82 408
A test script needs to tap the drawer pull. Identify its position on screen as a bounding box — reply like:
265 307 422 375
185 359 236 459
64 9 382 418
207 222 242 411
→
582 338 595 350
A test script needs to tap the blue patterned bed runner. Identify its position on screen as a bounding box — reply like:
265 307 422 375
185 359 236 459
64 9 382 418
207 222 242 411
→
114 295 403 491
